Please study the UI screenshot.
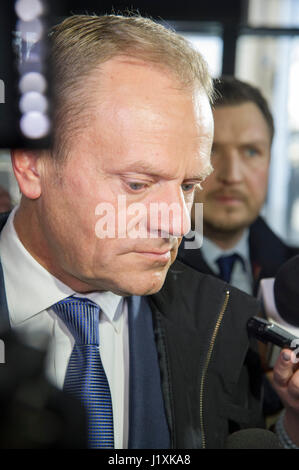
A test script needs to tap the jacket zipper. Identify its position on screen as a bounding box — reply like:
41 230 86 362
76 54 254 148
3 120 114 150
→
199 289 230 449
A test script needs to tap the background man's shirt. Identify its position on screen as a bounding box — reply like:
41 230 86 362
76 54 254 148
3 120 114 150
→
198 229 253 295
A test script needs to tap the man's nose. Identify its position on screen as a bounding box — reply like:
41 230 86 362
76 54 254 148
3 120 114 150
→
217 150 243 184
148 186 191 238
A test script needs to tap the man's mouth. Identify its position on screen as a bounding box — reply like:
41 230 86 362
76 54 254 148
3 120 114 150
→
134 248 172 262
212 192 246 205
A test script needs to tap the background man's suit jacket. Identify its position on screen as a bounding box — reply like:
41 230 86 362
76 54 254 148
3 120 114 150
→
178 216 299 296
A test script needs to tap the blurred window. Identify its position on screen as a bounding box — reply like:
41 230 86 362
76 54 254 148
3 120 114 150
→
235 0 299 246
180 32 223 77
248 0 299 28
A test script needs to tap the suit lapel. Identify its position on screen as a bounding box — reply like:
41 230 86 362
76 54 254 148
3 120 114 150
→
249 217 296 294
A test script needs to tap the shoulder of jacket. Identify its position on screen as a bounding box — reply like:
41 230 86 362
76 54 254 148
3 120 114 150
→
152 259 260 320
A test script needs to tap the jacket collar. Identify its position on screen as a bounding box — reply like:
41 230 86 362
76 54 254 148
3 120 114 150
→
249 216 293 278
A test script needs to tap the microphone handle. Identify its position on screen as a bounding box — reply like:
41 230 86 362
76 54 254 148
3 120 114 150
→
247 316 299 350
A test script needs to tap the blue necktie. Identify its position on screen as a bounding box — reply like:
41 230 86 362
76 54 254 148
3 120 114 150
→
52 296 114 449
216 253 243 283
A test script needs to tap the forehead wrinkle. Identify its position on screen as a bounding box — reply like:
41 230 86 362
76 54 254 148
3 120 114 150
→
110 158 212 182
110 159 179 179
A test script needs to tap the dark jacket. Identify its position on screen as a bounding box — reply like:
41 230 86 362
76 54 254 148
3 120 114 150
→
178 216 299 296
0 212 264 448
150 262 264 448
177 216 299 418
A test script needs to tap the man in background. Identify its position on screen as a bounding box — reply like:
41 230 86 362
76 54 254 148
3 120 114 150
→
178 76 299 295
178 76 299 420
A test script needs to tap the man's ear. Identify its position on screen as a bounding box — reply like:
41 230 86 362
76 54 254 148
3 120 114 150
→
11 149 42 199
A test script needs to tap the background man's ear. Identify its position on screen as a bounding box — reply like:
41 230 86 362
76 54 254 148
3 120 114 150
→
11 149 42 199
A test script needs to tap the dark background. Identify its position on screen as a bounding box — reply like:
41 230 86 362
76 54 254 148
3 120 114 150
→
52 0 248 23
0 0 248 149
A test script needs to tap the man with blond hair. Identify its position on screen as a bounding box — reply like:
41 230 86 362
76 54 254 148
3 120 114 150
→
0 14 298 449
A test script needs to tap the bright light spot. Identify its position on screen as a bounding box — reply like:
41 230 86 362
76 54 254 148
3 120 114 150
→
17 18 44 43
19 72 47 94
19 91 48 113
20 112 50 139
15 0 43 22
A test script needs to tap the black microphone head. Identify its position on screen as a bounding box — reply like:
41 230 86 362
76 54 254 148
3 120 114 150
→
225 428 282 449
274 255 299 328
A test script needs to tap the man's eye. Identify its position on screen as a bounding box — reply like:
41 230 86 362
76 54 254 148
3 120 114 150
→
244 147 258 157
127 182 147 191
181 183 196 192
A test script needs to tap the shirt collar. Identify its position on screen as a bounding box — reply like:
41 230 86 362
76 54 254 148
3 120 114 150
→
200 229 251 274
0 206 123 327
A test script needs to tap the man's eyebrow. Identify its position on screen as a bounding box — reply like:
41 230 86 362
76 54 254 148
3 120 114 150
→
240 140 270 148
213 139 269 147
117 161 165 176
116 160 213 181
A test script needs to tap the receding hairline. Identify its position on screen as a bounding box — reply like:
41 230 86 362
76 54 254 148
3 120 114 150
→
49 13 214 159
84 53 211 98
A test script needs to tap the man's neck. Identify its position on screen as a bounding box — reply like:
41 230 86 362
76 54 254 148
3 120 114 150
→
203 223 246 250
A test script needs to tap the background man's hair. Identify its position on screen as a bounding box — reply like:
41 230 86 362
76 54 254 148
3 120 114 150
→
212 76 275 144
49 14 213 159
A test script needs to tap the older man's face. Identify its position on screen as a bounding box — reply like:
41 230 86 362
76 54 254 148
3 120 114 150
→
35 57 213 295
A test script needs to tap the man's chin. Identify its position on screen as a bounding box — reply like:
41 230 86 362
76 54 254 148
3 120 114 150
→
112 283 165 297
203 214 256 235
120 270 169 297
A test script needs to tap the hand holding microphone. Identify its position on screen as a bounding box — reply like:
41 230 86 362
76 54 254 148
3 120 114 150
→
247 255 299 361
247 255 299 448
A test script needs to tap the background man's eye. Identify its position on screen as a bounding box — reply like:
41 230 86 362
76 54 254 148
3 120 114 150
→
245 147 258 157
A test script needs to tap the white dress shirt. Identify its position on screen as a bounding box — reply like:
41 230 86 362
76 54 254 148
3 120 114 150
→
0 207 129 449
195 230 253 295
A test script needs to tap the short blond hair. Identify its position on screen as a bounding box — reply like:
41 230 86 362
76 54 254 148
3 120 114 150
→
50 14 213 158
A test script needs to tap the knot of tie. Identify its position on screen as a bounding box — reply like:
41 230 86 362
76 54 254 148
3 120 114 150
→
216 253 244 283
52 296 100 345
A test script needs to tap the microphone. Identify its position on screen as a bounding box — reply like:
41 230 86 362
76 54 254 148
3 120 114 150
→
274 255 299 327
248 256 299 350
225 428 282 449
247 316 299 350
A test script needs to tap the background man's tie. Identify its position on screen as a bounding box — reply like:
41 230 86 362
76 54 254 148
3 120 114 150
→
216 253 243 283
52 296 114 449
